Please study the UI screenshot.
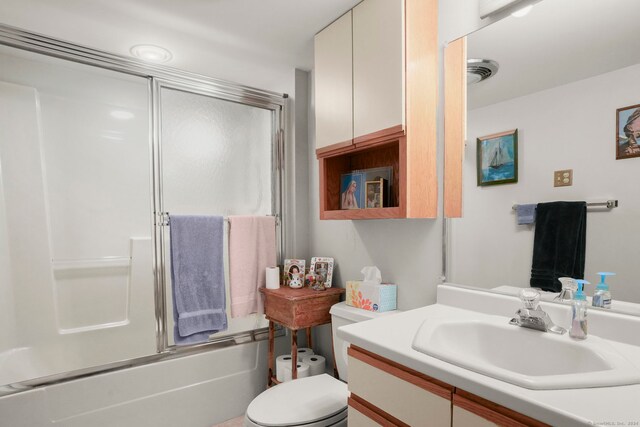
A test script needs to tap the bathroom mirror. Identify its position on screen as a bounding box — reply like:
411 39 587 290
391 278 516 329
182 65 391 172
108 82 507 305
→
446 0 640 316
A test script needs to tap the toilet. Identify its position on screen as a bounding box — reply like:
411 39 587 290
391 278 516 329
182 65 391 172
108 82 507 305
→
244 302 392 427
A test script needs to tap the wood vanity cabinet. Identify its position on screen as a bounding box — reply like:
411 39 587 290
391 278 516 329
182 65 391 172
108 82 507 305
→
314 0 438 220
347 346 549 427
348 346 453 426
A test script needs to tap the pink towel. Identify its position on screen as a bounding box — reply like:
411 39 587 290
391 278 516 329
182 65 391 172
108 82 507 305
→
228 216 277 318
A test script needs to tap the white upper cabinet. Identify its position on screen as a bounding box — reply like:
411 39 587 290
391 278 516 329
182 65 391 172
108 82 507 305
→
353 0 404 140
314 11 353 150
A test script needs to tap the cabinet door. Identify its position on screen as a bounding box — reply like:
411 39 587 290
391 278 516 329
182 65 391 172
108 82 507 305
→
314 12 353 150
348 347 452 427
453 406 498 427
353 0 404 140
453 392 548 427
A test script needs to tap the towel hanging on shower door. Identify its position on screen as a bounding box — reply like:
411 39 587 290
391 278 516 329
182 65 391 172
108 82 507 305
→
228 216 277 318
170 215 227 345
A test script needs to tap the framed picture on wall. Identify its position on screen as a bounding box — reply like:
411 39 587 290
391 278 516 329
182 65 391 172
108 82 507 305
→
616 104 640 160
476 129 518 186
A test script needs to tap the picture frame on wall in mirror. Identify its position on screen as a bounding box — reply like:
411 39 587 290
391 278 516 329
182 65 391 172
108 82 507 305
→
477 129 518 186
616 104 640 160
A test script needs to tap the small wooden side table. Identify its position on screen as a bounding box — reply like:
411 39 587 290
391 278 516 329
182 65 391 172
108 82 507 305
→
260 286 345 387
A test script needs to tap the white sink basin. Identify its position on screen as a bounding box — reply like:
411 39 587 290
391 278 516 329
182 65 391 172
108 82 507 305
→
412 315 640 390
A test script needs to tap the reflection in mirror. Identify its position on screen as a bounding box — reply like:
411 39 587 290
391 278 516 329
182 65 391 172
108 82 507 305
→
448 0 640 316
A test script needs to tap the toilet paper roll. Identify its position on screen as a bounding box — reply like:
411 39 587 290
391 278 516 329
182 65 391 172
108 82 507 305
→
283 362 310 382
266 266 280 289
296 347 314 358
276 354 293 383
302 355 326 376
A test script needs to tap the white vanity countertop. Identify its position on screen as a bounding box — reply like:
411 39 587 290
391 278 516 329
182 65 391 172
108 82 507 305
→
338 302 640 427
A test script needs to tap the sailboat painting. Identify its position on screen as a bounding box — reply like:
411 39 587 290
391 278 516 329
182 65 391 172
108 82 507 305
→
477 129 518 186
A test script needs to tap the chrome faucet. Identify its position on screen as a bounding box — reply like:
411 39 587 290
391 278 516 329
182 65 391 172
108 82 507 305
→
509 289 567 335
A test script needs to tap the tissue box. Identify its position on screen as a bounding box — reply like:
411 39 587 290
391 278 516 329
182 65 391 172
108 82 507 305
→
346 281 397 312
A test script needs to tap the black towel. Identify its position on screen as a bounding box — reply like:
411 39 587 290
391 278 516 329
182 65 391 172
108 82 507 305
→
530 201 587 292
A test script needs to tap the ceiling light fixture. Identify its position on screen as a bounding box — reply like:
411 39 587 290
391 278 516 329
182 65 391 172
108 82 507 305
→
130 44 173 63
511 4 534 17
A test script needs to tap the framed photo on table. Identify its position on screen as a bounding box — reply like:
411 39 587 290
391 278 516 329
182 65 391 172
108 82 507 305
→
309 257 334 288
284 259 305 286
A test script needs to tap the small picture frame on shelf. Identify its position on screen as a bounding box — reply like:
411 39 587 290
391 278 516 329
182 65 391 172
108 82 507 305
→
365 179 387 208
309 257 334 288
284 259 305 288
340 172 364 209
356 166 393 206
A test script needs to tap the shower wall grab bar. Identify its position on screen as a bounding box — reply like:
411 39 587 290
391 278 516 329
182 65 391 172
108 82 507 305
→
51 257 131 270
512 199 618 211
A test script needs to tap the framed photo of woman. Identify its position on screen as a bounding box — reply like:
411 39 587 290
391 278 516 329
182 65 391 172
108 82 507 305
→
340 172 364 209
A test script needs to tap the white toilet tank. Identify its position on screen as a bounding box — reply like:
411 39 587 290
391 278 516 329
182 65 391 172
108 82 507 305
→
330 302 396 382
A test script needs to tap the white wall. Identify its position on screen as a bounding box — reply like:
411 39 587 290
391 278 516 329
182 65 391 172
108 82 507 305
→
451 63 640 303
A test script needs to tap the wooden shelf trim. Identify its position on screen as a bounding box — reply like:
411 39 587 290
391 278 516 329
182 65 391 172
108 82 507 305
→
315 139 354 158
454 390 550 427
353 124 405 147
316 125 405 159
349 345 453 400
321 206 405 220
349 394 409 427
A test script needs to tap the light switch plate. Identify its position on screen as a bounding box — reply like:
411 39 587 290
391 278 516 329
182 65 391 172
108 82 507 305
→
554 169 573 187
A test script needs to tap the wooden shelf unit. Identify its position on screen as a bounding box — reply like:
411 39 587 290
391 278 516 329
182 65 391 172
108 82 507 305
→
314 0 439 220
318 136 406 220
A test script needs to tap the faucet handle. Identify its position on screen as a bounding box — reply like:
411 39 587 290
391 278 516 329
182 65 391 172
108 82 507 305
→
519 289 540 310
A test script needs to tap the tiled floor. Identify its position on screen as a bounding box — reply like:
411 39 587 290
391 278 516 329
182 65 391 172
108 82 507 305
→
213 415 244 427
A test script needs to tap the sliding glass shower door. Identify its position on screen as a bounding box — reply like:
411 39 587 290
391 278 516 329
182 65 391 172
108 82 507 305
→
158 85 280 347
0 45 155 387
0 30 285 391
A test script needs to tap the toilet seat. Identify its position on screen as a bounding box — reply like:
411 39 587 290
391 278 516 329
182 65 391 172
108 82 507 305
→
245 374 348 427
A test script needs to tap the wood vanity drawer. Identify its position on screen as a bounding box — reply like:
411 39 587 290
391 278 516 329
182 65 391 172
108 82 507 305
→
348 346 453 427
453 390 549 427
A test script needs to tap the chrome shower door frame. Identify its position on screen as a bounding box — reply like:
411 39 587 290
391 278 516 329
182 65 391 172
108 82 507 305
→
151 78 286 352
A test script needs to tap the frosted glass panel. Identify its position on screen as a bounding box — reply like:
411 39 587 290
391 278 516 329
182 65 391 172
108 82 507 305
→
160 88 274 344
161 88 273 216
0 45 155 387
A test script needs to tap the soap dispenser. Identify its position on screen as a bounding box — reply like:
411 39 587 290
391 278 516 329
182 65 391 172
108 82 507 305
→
570 280 589 340
592 272 615 309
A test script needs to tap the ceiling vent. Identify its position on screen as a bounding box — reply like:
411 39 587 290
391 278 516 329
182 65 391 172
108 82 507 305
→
467 59 499 84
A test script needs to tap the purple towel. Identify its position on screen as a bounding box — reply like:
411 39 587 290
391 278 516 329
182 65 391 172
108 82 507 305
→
170 215 227 345
516 204 536 225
